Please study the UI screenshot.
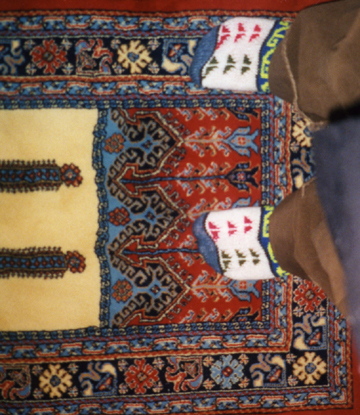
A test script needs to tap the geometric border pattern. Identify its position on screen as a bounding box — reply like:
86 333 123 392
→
0 9 353 414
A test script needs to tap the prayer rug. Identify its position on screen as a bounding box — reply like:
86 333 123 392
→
0 1 359 414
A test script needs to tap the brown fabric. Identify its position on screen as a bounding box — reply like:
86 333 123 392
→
269 0 360 123
269 179 348 315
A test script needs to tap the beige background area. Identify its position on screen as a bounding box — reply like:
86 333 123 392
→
0 109 101 331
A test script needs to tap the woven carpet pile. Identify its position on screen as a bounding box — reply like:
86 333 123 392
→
0 0 359 414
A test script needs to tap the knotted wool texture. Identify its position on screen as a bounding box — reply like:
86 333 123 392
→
0 0 358 414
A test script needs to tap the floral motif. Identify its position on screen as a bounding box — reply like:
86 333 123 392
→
293 306 304 317
292 352 326 385
39 364 72 398
32 365 43 377
293 280 326 313
65 251 86 273
315 306 326 317
110 39 121 49
290 139 300 153
118 360 128 372
104 133 125 153
30 39 67 74
239 377 250 389
61 39 72 50
117 40 152 74
33 388 44 399
238 354 249 365
67 363 79 374
203 356 214 367
286 353 296 364
226 163 259 192
148 62 160 74
203 379 215 390
24 40 35 51
67 386 78 397
112 279 133 302
125 359 160 394
109 207 131 226
25 63 37 75
62 62 74 75
148 39 160 50
60 164 83 187
112 63 124 74
118 383 128 394
152 382 163 393
153 358 165 371
287 375 299 386
210 355 244 389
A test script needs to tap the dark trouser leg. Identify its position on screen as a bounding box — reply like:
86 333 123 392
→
269 179 348 315
269 0 360 124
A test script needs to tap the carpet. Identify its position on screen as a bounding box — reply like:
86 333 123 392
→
0 0 359 414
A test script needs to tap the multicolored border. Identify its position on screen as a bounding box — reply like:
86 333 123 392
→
0 8 354 414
